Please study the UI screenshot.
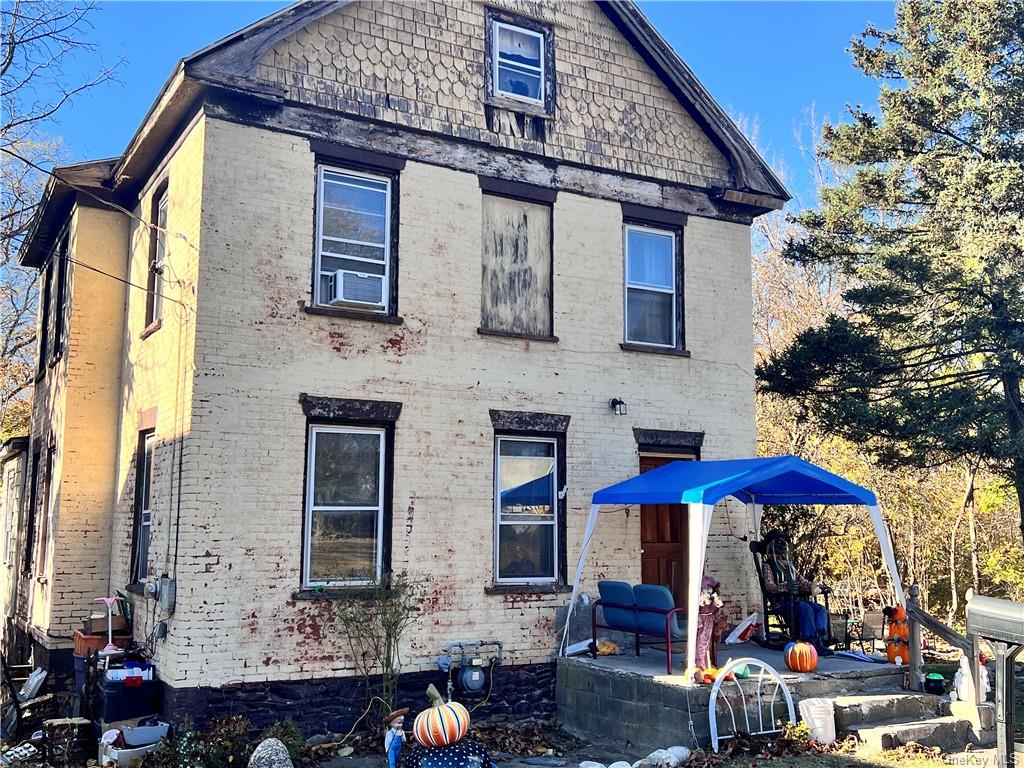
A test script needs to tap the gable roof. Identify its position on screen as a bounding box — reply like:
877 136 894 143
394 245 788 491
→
591 455 877 507
20 0 789 267
182 0 788 203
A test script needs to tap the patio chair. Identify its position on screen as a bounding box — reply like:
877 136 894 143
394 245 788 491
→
591 581 689 674
1 654 57 742
847 610 886 654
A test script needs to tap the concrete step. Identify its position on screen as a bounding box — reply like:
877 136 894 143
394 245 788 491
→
849 715 972 752
832 692 942 729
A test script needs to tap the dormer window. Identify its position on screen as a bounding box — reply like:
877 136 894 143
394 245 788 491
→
493 22 545 105
485 10 555 118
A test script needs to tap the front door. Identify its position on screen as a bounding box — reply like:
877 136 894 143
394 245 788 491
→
639 454 690 607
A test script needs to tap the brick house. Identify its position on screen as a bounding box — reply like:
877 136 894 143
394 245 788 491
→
1 0 787 729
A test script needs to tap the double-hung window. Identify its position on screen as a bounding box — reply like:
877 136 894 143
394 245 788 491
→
624 224 679 348
492 21 545 105
304 425 386 587
315 166 392 313
131 431 155 583
494 437 558 583
145 187 168 329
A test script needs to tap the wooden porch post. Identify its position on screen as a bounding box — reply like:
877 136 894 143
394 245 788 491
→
907 584 924 692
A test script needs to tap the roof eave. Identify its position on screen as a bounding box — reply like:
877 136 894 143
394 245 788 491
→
598 1 791 205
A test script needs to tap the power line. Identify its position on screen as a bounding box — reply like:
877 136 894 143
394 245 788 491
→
1 145 199 253
64 253 192 312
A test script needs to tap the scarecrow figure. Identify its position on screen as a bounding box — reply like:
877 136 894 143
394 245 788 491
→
384 708 409 768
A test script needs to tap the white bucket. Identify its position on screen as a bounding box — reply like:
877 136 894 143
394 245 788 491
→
798 697 836 745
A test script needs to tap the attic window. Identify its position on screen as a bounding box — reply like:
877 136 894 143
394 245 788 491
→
485 10 554 117
493 22 544 105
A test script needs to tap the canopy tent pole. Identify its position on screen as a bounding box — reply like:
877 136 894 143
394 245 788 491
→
684 503 712 683
752 502 763 540
560 502 602 656
869 504 906 605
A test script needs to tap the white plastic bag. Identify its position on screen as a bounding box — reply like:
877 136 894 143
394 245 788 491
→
725 613 761 644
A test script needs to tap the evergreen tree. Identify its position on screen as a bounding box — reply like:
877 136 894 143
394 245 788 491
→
758 0 1024 537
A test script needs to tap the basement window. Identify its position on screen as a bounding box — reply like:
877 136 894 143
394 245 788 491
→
304 425 387 587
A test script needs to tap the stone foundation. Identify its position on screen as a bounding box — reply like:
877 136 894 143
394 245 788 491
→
161 662 556 735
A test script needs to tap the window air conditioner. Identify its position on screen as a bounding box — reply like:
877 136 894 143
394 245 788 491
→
327 269 384 307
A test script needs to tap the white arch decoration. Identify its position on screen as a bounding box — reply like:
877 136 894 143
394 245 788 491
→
708 657 796 752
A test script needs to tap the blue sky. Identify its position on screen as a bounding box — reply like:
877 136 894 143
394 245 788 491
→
50 1 895 208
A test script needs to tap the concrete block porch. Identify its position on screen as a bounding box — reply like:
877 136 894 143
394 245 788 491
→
557 643 906 753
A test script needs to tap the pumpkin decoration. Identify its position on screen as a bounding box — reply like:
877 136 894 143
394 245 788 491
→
414 685 470 747
701 667 720 684
784 641 819 673
886 639 910 665
884 605 910 641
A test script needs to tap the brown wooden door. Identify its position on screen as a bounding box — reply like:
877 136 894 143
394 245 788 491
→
639 455 689 608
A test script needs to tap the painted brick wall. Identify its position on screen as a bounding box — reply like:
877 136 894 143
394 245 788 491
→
144 115 758 691
256 0 732 190
18 206 129 650
108 117 206 667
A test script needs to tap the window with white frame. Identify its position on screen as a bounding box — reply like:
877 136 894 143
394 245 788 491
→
315 166 392 312
146 187 168 328
624 224 678 348
494 437 557 583
492 21 546 105
304 425 386 586
131 431 155 583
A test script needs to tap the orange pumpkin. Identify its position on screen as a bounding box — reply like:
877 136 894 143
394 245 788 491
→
413 700 470 747
887 639 910 665
784 641 819 672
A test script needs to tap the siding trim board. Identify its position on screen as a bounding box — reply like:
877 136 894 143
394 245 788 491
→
201 94 757 225
479 176 558 205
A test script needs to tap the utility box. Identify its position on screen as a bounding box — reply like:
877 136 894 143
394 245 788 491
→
966 594 1024 645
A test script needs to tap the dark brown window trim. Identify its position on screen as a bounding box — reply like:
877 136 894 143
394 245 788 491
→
484 583 572 596
477 327 559 343
310 140 407 173
479 176 557 205
140 318 163 340
291 587 396 601
299 394 402 424
633 428 704 452
489 409 570 434
47 350 63 369
311 161 401 318
620 342 691 358
302 305 404 325
621 203 688 229
145 180 169 328
484 7 556 117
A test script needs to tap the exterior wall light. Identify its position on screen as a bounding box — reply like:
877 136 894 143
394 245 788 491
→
609 398 627 416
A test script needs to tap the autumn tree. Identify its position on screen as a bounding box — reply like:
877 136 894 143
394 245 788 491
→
0 1 119 437
758 0 1024 538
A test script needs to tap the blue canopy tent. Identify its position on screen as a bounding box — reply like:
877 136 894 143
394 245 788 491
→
562 455 905 682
